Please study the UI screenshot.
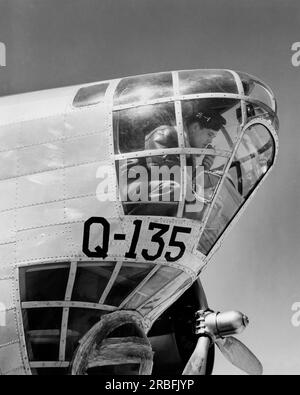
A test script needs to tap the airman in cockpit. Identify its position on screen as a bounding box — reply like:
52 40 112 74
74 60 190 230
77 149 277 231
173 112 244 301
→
145 110 226 170
121 110 227 215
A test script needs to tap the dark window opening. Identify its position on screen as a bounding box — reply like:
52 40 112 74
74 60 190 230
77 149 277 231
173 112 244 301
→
71 265 115 303
66 308 108 360
26 308 63 361
73 83 109 107
24 266 69 301
105 265 155 306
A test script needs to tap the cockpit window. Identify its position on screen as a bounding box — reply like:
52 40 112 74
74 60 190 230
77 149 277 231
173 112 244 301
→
238 72 275 112
113 102 176 153
116 154 181 217
73 83 109 107
232 124 274 195
179 70 238 95
113 97 242 218
197 123 275 255
183 159 228 222
244 101 279 132
114 72 173 106
111 71 277 225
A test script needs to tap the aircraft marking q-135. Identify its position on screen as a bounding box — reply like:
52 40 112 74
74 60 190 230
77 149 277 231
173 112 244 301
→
0 69 278 375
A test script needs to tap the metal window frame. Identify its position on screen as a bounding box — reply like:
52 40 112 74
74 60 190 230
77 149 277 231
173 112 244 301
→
19 259 187 372
72 82 110 108
110 70 278 264
194 117 279 263
19 260 119 371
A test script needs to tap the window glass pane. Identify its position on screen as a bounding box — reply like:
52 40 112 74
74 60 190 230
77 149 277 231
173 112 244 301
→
26 308 63 331
125 266 182 309
183 153 228 223
179 69 238 95
71 264 115 303
197 178 243 255
66 308 108 359
105 264 155 306
140 277 191 316
183 168 224 222
114 72 173 106
73 83 109 107
68 308 106 337
26 308 63 361
232 124 275 197
30 338 60 362
238 72 274 111
116 154 181 216
243 101 279 132
250 84 273 109
182 98 241 151
24 266 69 301
114 102 176 153
197 123 275 255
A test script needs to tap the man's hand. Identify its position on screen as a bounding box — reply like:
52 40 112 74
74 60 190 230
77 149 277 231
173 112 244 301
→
202 155 214 170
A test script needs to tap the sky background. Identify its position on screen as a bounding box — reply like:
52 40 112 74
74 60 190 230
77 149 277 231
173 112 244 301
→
0 0 299 374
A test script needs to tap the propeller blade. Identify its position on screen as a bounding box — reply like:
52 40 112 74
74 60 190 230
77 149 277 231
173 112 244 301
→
216 336 263 375
194 278 209 310
182 336 211 375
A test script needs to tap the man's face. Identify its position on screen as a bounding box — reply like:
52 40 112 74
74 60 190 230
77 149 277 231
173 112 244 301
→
188 122 218 148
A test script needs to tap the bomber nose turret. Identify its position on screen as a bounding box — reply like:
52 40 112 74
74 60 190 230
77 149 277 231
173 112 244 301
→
0 69 278 375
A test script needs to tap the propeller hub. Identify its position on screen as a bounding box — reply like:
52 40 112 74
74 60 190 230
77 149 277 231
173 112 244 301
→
195 310 249 340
